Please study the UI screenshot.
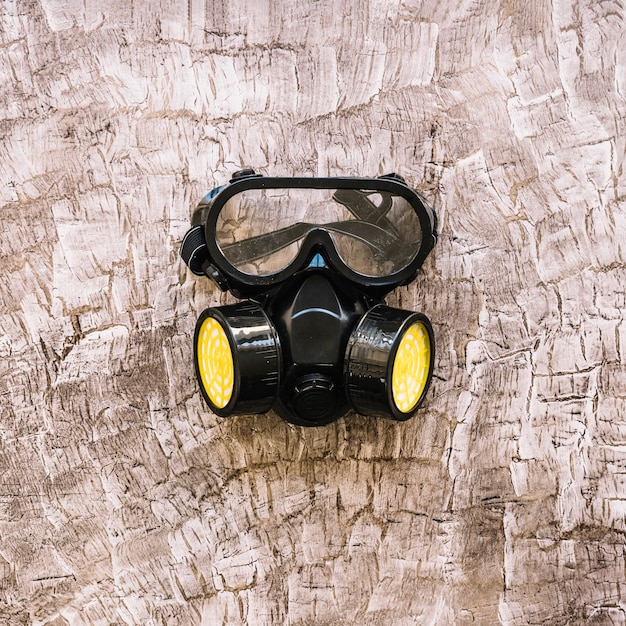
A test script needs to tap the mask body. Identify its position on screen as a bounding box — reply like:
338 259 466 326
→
267 270 368 425
181 172 437 426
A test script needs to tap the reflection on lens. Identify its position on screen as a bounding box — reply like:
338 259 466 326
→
329 231 421 277
225 238 301 275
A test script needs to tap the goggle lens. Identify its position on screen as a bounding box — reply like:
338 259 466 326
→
215 187 423 277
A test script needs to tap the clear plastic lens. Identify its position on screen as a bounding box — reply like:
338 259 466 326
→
215 187 422 276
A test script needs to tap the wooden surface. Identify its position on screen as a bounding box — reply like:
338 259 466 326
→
1 0 625 624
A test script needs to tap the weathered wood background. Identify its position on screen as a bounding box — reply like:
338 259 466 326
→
1 0 625 624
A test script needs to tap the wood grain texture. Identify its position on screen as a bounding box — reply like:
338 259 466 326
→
1 0 625 624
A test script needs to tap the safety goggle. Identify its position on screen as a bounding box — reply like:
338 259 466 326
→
182 174 437 298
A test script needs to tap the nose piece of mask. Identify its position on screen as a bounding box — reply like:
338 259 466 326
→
307 252 328 269
181 171 438 426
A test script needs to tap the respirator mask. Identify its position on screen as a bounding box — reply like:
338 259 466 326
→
180 170 437 426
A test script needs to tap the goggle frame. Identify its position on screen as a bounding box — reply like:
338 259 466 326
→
186 174 437 299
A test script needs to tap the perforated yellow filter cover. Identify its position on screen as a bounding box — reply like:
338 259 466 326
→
391 321 431 413
197 316 234 409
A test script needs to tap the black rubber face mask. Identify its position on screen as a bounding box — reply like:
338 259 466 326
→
180 171 438 426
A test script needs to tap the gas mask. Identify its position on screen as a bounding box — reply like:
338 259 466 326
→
180 170 437 426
